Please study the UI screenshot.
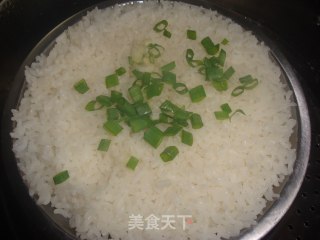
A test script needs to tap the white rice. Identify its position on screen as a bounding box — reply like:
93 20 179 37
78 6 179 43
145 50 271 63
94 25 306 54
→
11 1 297 240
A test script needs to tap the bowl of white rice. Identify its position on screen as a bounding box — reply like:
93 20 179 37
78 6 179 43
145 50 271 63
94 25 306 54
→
1 0 311 240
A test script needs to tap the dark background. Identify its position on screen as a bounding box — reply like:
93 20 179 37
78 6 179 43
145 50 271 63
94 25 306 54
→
0 0 320 239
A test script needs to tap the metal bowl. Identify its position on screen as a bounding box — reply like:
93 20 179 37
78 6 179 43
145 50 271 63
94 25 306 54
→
1 0 311 239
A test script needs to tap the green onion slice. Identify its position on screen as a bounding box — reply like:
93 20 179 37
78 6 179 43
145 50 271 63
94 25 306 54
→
206 65 224 81
201 37 220 55
126 156 139 170
143 126 164 149
132 69 144 80
135 102 152 116
96 95 113 107
190 113 203 129
74 79 89 94
145 81 164 99
161 61 176 72
189 85 206 103
148 43 164 63
212 80 228 91
115 67 126 76
162 71 176 85
85 100 103 111
160 146 179 162
181 130 193 146
97 139 111 152
243 78 259 90
107 108 121 121
223 66 235 80
214 111 230 120
187 29 197 40
103 120 123 136
105 74 119 88
239 75 254 84
231 85 245 97
53 170 69 185
129 118 149 132
220 103 232 114
221 38 229 45
153 20 168 32
164 124 182 136
163 29 172 38
217 49 226 66
173 82 188 95
129 85 143 103
186 49 202 67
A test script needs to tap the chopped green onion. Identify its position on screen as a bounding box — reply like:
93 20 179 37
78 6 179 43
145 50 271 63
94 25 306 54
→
231 85 245 97
158 113 171 123
143 126 164 149
53 170 69 185
206 65 224 81
126 156 139 170
220 103 232 114
116 99 137 117
239 75 254 84
173 82 188 94
74 79 89 94
186 49 202 67
212 80 228 91
115 67 126 76
148 43 164 62
129 118 149 132
221 38 229 45
135 102 152 116
105 74 119 88
85 100 102 111
96 95 113 107
181 130 193 146
149 43 164 53
145 81 164 99
160 146 179 162
189 85 206 103
187 29 197 40
201 37 220 55
142 72 151 85
161 61 176 72
214 103 244 121
107 108 120 121
223 66 235 80
132 69 144 80
163 29 171 38
243 78 258 90
162 71 176 85
160 100 189 119
173 118 189 127
129 85 143 103
97 139 111 152
164 124 182 136
103 120 123 136
110 90 123 103
190 113 203 129
153 20 168 32
214 111 230 120
217 49 226 66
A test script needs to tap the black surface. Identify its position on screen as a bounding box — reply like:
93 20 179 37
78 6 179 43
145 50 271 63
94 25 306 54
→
1 0 320 240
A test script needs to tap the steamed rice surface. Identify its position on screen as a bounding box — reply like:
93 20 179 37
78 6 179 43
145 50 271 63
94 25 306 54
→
11 1 296 240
